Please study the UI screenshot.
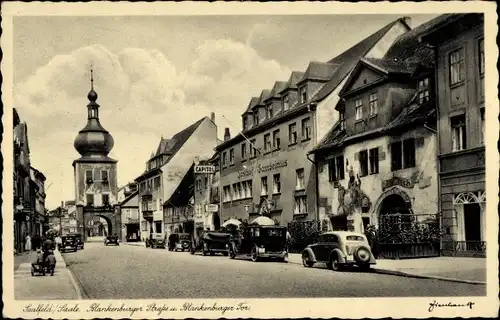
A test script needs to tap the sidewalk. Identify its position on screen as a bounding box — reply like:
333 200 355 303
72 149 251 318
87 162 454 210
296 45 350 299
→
14 249 83 300
123 241 146 247
287 254 486 285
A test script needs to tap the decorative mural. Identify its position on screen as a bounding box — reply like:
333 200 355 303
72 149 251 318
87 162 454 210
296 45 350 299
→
334 165 372 233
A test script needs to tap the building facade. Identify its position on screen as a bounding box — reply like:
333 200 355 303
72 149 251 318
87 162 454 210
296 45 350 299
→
310 16 440 237
193 154 221 240
136 115 218 241
215 17 413 228
117 182 140 241
73 73 121 241
420 14 486 257
30 166 47 236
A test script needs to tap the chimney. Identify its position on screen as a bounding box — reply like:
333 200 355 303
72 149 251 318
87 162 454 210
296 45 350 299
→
401 16 412 28
224 127 231 142
210 112 215 123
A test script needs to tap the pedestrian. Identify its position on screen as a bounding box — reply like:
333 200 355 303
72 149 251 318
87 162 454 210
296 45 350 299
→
45 250 56 276
25 234 32 252
55 234 62 251
31 249 44 268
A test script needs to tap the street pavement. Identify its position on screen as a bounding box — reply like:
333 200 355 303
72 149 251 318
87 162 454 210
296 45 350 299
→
62 242 486 299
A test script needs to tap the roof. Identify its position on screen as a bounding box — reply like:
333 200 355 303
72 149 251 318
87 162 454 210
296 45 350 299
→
138 117 205 179
256 89 272 107
121 190 139 207
310 95 435 154
311 18 410 103
417 14 478 44
278 71 305 94
362 57 421 75
266 81 288 100
298 61 339 84
243 97 260 114
164 164 194 206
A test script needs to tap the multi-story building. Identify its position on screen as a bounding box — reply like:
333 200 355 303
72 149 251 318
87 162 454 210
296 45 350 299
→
73 72 120 240
215 17 413 227
193 153 221 239
310 16 441 243
420 14 486 257
30 166 47 236
13 108 35 253
136 114 218 240
117 182 140 241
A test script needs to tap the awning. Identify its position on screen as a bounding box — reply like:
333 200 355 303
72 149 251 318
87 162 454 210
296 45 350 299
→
250 216 275 226
221 219 242 228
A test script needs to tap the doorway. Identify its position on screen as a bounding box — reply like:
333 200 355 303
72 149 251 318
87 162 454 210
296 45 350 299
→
213 213 221 230
464 203 481 241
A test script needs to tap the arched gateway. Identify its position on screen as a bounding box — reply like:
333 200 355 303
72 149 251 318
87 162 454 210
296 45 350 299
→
72 68 122 241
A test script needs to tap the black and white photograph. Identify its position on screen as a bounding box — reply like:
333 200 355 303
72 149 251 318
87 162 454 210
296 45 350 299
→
2 1 498 319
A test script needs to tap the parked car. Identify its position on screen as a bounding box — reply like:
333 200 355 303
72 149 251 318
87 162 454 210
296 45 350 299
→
146 234 166 249
104 235 119 246
190 231 230 256
60 235 78 253
168 233 191 251
301 231 376 271
68 233 84 250
228 225 288 262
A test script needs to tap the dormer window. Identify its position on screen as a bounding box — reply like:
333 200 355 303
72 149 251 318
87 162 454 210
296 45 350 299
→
283 94 290 111
299 86 307 104
243 116 248 130
253 112 259 126
340 111 346 130
266 105 274 119
355 99 363 120
418 78 430 104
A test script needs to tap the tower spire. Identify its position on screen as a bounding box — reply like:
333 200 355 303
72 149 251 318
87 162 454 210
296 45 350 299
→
90 65 94 90
87 65 98 103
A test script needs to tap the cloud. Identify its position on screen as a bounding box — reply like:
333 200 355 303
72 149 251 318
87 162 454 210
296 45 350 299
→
14 40 291 209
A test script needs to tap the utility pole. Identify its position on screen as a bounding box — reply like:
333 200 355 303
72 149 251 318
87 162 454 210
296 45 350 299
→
59 200 63 236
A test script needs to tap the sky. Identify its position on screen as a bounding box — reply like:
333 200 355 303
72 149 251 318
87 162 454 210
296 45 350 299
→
13 14 438 210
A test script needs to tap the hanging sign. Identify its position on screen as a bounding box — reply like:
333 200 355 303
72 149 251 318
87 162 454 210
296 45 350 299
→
195 166 215 174
205 204 219 212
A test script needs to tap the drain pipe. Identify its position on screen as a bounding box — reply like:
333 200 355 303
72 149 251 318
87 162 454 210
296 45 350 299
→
307 102 320 222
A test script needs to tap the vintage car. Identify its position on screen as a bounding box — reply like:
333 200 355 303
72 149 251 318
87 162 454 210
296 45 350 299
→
228 225 288 262
190 231 230 256
68 233 84 250
301 231 376 271
60 235 78 253
104 234 120 246
146 234 166 249
168 233 192 251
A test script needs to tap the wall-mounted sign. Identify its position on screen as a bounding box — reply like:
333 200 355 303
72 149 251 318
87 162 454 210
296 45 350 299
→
382 177 416 190
237 160 288 179
205 204 219 212
153 211 163 221
195 166 215 174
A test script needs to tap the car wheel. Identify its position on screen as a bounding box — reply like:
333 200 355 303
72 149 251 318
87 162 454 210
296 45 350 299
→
202 249 207 256
302 253 314 267
251 246 260 262
330 254 341 271
210 251 215 256
229 244 236 259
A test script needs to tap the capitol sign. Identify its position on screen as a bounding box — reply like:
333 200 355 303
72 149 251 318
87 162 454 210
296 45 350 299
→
195 166 215 174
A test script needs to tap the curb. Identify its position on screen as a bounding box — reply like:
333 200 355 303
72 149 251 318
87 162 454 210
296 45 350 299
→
57 250 84 299
371 268 486 285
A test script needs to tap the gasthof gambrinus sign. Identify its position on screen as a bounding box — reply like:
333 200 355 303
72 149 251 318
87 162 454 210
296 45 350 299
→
194 165 215 174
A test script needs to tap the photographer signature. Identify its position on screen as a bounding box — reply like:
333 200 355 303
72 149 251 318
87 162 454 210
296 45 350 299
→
428 300 475 312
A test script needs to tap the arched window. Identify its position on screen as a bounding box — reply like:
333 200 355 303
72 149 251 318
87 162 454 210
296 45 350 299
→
453 192 479 205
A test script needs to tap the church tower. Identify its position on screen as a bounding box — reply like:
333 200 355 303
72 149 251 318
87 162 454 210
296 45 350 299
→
73 68 120 240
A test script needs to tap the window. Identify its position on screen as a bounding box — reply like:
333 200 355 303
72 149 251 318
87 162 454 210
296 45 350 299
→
153 176 161 190
418 78 430 104
369 148 379 174
328 155 345 182
390 141 402 171
101 170 108 181
355 99 363 120
86 194 94 206
241 143 247 160
479 39 484 76
102 194 109 205
229 148 234 165
272 130 280 150
243 117 248 130
85 170 93 182
403 139 416 168
480 108 485 145
253 112 259 126
391 139 416 171
155 221 162 234
195 178 201 191
296 168 305 190
261 177 268 196
358 150 368 177
299 86 307 103
264 133 272 152
340 111 346 130
451 115 466 151
203 177 208 189
273 174 281 194
289 123 298 145
449 48 465 85
369 94 378 116
301 117 311 140
283 94 290 111
242 180 252 198
222 152 227 166
233 183 242 200
294 195 307 214
249 139 257 158
223 186 232 202
267 105 274 119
